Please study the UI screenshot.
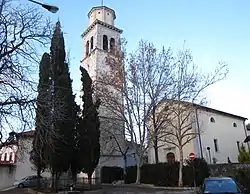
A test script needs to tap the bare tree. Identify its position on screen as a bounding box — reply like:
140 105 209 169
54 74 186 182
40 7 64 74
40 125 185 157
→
0 0 51 148
97 39 176 183
145 46 177 163
158 48 228 186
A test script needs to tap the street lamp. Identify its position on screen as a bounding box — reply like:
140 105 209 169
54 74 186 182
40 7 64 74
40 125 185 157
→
28 0 59 13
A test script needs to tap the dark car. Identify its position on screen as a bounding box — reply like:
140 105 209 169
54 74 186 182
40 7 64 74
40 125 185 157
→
198 177 247 194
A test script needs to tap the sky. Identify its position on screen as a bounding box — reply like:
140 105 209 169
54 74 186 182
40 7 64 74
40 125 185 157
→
38 0 250 121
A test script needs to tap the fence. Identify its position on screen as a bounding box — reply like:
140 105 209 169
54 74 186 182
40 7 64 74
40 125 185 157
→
31 177 101 192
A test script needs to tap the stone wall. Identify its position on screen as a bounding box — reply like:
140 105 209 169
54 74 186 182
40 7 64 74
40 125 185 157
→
209 163 250 177
0 165 16 190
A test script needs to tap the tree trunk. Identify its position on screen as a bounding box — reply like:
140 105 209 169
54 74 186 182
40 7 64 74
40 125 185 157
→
87 173 92 189
153 140 159 163
36 169 41 190
71 171 77 187
55 172 61 192
152 105 159 164
51 173 56 192
135 159 141 184
123 155 127 182
178 148 184 187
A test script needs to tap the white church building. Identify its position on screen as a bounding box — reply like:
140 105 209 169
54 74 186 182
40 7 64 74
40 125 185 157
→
147 100 249 164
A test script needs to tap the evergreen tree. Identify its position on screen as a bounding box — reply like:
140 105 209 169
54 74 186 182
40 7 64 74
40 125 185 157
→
70 99 81 184
238 144 250 162
77 67 100 185
30 52 51 188
45 21 76 189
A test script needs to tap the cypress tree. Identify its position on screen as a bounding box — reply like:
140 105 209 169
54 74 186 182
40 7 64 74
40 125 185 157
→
46 21 76 188
70 99 81 184
77 67 100 185
30 52 51 188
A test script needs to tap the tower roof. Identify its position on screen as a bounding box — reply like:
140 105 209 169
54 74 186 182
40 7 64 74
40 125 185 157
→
88 6 116 20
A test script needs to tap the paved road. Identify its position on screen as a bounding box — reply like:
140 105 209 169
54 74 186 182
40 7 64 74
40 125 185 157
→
0 187 196 194
85 186 196 194
0 188 28 194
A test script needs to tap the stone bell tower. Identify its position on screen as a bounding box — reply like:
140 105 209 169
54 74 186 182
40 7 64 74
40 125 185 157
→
81 6 125 172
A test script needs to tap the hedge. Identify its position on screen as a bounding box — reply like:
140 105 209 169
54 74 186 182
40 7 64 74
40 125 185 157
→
101 158 210 186
231 167 250 193
101 166 124 183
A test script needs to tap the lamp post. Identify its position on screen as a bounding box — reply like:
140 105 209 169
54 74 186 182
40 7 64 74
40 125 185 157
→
28 0 59 13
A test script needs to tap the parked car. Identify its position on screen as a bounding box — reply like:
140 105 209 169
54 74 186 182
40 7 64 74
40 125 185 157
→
198 177 247 194
13 175 46 188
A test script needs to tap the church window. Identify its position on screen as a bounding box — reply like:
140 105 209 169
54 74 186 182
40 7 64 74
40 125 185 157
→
103 35 108 50
110 38 115 53
4 153 7 161
86 41 89 56
90 36 94 50
214 138 219 152
9 152 12 161
237 141 240 152
233 122 237 127
210 117 215 123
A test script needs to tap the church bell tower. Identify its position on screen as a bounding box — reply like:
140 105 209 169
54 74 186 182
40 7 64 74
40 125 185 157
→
81 6 123 81
81 5 125 171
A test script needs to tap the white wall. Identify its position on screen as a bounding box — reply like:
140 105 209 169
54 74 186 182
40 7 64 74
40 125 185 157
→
0 166 16 190
14 137 50 181
148 107 248 164
88 7 115 26
198 109 248 163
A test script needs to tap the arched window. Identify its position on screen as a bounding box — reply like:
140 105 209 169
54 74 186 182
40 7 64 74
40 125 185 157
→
210 117 215 123
236 141 240 151
166 152 175 163
110 38 115 52
103 35 108 50
214 138 219 152
86 41 89 56
233 122 237 127
4 153 7 161
9 152 12 162
90 36 94 50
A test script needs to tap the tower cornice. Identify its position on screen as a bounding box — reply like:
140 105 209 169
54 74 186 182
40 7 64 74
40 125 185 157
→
88 6 116 20
81 19 123 38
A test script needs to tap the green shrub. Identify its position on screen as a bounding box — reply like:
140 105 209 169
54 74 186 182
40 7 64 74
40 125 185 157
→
140 162 179 186
185 158 210 186
125 166 137 184
232 167 250 193
101 166 123 183
101 159 209 186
